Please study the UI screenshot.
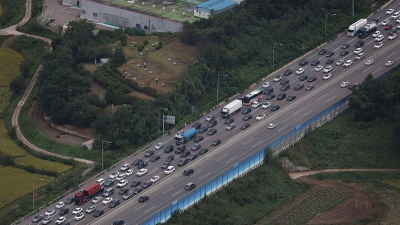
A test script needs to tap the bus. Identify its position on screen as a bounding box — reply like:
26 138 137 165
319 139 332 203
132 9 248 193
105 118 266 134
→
242 88 263 106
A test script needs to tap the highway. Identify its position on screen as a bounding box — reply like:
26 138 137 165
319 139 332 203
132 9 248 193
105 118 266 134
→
22 1 400 225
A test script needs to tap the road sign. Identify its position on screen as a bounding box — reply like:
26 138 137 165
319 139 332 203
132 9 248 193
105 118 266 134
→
165 115 176 125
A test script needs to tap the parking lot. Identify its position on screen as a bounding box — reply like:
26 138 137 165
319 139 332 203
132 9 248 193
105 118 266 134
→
41 0 81 29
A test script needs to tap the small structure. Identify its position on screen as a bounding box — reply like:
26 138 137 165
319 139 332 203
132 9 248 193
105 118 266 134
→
194 0 237 19
99 58 110 66
83 139 95 150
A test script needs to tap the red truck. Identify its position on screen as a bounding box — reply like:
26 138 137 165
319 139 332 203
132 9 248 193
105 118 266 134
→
74 183 104 205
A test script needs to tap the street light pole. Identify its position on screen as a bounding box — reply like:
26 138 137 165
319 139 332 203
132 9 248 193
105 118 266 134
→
102 140 111 171
33 178 43 213
352 0 355 19
217 74 228 105
273 43 283 69
158 108 168 136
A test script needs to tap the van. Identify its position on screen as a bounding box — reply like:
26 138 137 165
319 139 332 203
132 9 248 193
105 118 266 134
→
185 182 196 191
103 188 114 197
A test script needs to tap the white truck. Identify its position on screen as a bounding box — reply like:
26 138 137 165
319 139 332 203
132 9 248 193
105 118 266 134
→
348 18 367 37
221 99 243 119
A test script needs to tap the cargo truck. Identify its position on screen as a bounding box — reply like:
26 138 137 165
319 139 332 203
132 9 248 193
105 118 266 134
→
348 18 367 36
221 99 243 118
358 23 377 38
175 128 197 143
74 183 104 205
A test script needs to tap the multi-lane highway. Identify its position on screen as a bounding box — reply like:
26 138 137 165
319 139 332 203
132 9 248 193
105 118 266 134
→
22 1 400 225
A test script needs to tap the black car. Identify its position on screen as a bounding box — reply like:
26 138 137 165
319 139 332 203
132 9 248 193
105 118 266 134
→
191 143 201 151
240 123 250 130
178 159 189 166
242 107 251 114
175 147 186 154
299 74 308 81
263 87 273 95
192 122 201 129
348 84 358 90
32 215 43 223
180 151 190 158
372 17 379 23
326 58 334 64
355 40 364 47
175 140 184 146
144 150 154 157
325 51 334 57
109 199 120 208
287 95 296 101
65 197 74 204
283 69 293 76
318 48 327 55
199 148 209 155
166 155 174 162
281 83 290 91
59 222 70 225
132 158 141 165
164 145 174 153
194 136 204 142
340 50 349 56
243 114 252 121
93 210 104 217
225 117 234 124
150 155 160 162
308 76 317 82
59 208 69 216
118 188 129 195
137 160 148 169
133 187 143 194
139 196 149 203
188 153 198 160
113 220 124 225
276 92 286 100
294 83 304 90
271 105 280 111
131 180 141 187
198 127 208 133
305 84 314 91
183 169 194 176
311 59 320 66
142 181 153 189
266 93 275 100
161 162 171 170
104 179 114 187
207 120 217 128
177 145 186 151
299 59 308 66
212 139 222 146
207 129 217 135
280 78 289 85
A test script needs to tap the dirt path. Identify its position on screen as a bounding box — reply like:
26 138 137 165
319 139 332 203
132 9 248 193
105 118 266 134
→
289 168 400 180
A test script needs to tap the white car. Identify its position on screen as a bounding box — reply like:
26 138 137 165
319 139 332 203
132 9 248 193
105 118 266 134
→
381 19 390 25
72 208 83 215
251 101 261 108
116 173 126 181
386 61 394 66
117 179 128 188
150 176 160 183
55 202 64 209
374 42 383 49
109 172 119 179
86 205 96 214
45 209 55 216
256 114 266 121
55 217 66 225
343 60 353 68
268 123 276 129
336 59 344 66
397 18 400 23
314 65 323 72
365 59 374 66
375 35 384 42
354 48 362 55
120 163 130 171
296 68 305 75
74 212 84 221
323 73 332 80
273 75 282 82
41 216 52 225
355 52 365 60
92 196 102 204
392 11 400 19
386 9 394 15
388 33 397 40
164 166 175 175
372 30 380 37
340 82 349 88
323 65 333 73
125 169 134 176
155 142 164 149
262 82 270 88
96 178 105 186
262 102 271 109
137 168 147 177
103 197 113 205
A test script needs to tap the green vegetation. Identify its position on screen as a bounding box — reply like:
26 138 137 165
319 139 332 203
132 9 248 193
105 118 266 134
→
14 155 72 173
16 19 59 40
0 3 3 17
0 0 26 29
0 48 23 112
0 35 9 45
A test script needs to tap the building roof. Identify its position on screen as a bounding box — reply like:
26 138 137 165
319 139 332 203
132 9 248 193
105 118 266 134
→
197 0 236 13
197 0 223 8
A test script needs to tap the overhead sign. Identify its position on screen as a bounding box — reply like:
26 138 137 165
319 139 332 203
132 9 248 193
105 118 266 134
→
165 115 176 125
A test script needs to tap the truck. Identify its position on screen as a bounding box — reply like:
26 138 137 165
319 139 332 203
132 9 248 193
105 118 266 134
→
175 128 197 143
348 18 367 36
221 99 243 118
74 183 104 205
358 23 377 38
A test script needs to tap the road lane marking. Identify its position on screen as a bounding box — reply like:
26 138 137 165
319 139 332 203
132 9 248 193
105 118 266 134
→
148 168 157 175
293 107 304 115
144 205 157 214
326 95 336 102
251 140 263 148
302 110 312 117
171 189 183 197
163 187 175 194
225 156 237 164
242 138 254 146
277 125 288 132
135 203 147 211
199 172 210 180
373 68 382 74
216 154 227 162
316 94 327 101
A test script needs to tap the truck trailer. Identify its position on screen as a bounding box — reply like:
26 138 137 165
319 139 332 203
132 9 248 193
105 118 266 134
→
221 99 243 118
358 23 377 38
74 183 104 205
175 128 197 143
348 18 367 36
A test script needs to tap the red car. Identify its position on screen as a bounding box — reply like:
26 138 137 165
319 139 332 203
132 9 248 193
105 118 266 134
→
385 24 393 30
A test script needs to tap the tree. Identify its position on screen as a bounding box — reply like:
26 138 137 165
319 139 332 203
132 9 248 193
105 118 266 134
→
105 85 117 104
180 21 200 45
111 46 126 66
9 76 25 95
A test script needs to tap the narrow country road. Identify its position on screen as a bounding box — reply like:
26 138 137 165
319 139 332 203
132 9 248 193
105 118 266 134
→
289 168 400 180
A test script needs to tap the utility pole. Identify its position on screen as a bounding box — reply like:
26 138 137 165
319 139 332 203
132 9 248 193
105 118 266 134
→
158 108 168 136
101 140 111 171
273 43 283 69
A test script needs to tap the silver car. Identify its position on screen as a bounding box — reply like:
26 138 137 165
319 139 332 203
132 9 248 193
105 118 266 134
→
226 123 236 130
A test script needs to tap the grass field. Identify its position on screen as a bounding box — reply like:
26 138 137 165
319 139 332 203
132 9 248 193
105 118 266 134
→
0 120 27 157
14 155 72 173
0 166 54 209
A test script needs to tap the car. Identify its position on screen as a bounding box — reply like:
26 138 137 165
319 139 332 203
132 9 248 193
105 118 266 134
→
45 209 55 216
388 33 397 40
123 191 134 200
323 65 333 73
109 172 119 179
131 180 141 187
104 179 114 187
139 196 149 203
299 74 308 81
398 23 400 29
326 58 334 64
386 61 394 66
355 52 365 60
340 82 349 88
199 148 209 155
299 59 308 66
386 8 394 14
283 69 293 76
354 48 363 55
226 123 236 130
251 101 261 108
117 180 128 188
41 216 52 224
65 197 74 204
125 169 134 176
185 182 197 191
181 150 190 157
385 24 393 30
393 11 400 19
343 60 353 68
133 186 143 194
132 158 142 165
242 107 251 114
341 43 350 49
340 50 349 56
325 51 334 57
205 115 215 122
308 76 317 82
120 163 130 171
268 123 276 129
86 205 96 214
296 68 305 75
266 93 275 100
372 17 379 23
102 197 113 205
198 127 208 133
92 196 102 204
166 154 175 162
55 217 66 225
178 159 189 166
207 120 217 128
240 123 250 130
192 122 201 129
207 128 217 135
103 187 114 197
93 209 104 217
355 40 364 47
314 65 323 72
375 34 384 42
45 17 55 24
164 145 174 153
113 220 125 225
262 82 270 88
287 95 296 101
280 78 289 85
58 208 69 216
212 139 222 146
365 59 374 66
273 75 282 82
96 178 105 186
164 166 175 175
270 105 280 111
176 145 186 154
155 142 164 149
194 136 204 143
348 84 358 90
256 114 266 121
144 150 154 157
150 155 160 162
191 143 201 151
372 30 380 37
381 19 390 26
263 87 273 95
374 42 383 49
318 48 327 55
136 168 147 177
311 59 320 66
336 59 344 66
294 83 304 90
74 212 84 221
32 215 43 223
116 173 126 181
243 114 252 121
305 85 314 91
262 102 271 109
183 168 194 176
323 73 332 80
276 92 286 100
109 199 120 208
225 117 234 124
281 83 290 91
137 160 148 169
188 153 198 160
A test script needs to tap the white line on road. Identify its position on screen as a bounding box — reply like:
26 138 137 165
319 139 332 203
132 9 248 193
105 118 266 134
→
372 68 382 74
302 110 312 117
242 138 254 146
251 140 263 148
191 170 200 177
171 189 183 197
148 168 157 175
135 203 147 211
316 93 327 101
387 52 397 58
163 186 175 194
199 172 210 180
277 125 289 132
226 156 237 164
144 205 157 214
216 154 227 162
293 107 304 115
326 95 336 102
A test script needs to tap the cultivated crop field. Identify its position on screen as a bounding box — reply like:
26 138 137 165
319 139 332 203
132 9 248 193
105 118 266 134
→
14 155 72 173
0 121 27 157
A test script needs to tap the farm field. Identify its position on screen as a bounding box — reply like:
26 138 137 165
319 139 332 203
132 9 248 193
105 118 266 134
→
14 155 72 173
